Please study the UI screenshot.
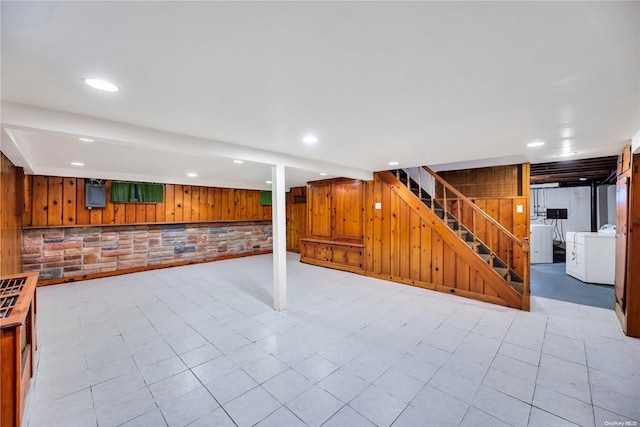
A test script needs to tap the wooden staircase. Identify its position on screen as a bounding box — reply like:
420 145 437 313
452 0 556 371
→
384 166 530 310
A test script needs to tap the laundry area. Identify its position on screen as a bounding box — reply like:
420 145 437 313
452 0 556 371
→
529 161 617 309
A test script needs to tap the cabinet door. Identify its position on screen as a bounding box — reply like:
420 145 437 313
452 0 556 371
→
330 246 363 268
616 174 629 310
308 183 332 238
333 180 364 240
618 145 632 175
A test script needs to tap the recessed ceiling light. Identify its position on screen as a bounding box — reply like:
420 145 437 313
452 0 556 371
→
83 78 119 92
579 177 587 181
557 152 577 157
233 159 244 164
319 172 327 176
70 162 84 166
78 137 95 142
187 173 197 178
303 134 318 144
527 141 545 148
265 180 272 184
388 161 399 166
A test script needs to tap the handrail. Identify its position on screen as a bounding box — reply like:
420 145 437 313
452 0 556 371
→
421 165 523 246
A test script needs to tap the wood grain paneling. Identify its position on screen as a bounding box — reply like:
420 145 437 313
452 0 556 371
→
286 187 307 252
333 180 364 241
0 153 23 275
22 176 272 227
615 147 640 338
438 164 521 198
307 181 332 238
363 172 522 309
302 178 365 271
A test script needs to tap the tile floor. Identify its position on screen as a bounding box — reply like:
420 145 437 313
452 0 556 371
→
23 253 640 427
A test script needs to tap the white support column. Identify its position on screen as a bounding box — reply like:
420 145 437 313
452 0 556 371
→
271 164 287 311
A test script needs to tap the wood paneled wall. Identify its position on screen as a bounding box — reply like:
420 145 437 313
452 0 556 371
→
286 187 307 252
0 153 23 275
23 176 272 227
364 173 517 307
446 196 528 276
438 164 523 198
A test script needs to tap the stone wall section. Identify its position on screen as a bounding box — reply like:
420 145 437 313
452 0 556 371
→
22 222 272 281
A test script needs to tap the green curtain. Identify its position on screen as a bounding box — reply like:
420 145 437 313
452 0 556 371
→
111 182 163 203
111 181 135 202
137 183 164 202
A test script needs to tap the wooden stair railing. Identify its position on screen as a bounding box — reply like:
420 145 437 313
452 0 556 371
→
391 166 530 310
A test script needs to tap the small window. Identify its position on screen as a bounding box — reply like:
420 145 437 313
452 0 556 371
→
112 181 164 203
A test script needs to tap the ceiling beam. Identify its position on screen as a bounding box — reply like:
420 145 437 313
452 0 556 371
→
1 101 373 182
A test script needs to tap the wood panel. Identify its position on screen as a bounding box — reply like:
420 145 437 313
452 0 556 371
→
332 180 364 241
363 172 522 309
62 178 76 225
616 147 640 338
75 179 90 225
364 181 375 272
438 164 520 198
0 153 23 275
307 182 332 238
286 187 307 252
47 177 63 226
22 175 273 227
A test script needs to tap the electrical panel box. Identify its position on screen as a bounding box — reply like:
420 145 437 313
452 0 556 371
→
547 208 568 219
85 180 106 208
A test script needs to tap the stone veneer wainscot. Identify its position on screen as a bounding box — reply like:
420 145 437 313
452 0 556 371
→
22 221 273 281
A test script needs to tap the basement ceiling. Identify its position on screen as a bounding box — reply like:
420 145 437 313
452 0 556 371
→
1 2 639 189
530 156 618 186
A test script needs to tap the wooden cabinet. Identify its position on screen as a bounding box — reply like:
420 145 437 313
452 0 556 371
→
1 272 38 427
302 178 365 273
307 178 364 242
300 239 364 273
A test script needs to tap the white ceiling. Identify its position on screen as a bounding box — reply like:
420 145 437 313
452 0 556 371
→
1 1 639 189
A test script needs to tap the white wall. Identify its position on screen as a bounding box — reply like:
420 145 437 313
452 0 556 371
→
607 185 616 227
530 185 615 241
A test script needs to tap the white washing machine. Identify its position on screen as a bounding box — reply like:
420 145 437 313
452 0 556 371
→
565 231 615 285
530 224 553 264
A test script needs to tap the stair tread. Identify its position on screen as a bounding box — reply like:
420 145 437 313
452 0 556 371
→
493 267 509 276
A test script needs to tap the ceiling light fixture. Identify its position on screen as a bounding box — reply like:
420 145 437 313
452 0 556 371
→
388 161 399 166
320 172 327 176
233 160 244 164
70 162 84 166
579 177 587 181
187 173 197 178
266 180 272 184
83 78 119 92
78 137 95 142
527 141 545 148
303 134 318 144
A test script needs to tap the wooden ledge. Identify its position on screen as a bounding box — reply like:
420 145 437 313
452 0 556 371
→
300 238 364 247
22 219 272 230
